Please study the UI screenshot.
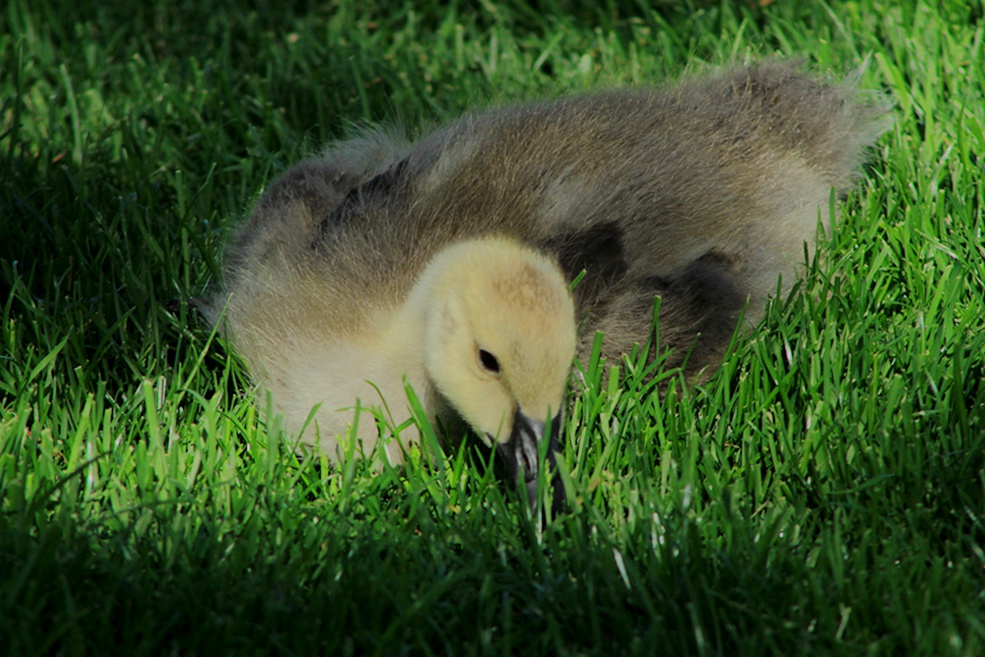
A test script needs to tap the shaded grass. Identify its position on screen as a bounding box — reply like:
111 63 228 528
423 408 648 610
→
2 0 985 655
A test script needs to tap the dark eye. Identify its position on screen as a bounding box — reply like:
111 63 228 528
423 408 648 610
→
478 348 500 374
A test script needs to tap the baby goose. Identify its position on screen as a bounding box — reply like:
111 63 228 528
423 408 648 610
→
211 61 888 508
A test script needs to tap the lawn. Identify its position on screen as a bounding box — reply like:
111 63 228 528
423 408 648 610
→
2 0 984 655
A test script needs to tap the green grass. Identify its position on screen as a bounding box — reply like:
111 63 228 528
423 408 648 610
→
2 0 984 654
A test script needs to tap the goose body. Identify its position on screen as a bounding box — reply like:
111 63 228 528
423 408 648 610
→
212 62 888 496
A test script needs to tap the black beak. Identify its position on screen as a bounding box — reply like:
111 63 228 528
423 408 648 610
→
498 409 565 514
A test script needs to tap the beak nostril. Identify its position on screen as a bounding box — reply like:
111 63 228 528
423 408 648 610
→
503 412 548 487
521 440 537 483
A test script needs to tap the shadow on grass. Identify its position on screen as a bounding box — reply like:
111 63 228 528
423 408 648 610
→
0 467 893 657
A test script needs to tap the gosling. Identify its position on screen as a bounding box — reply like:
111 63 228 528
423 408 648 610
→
209 61 889 508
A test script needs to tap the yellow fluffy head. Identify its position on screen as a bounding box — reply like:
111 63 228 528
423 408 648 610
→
421 238 577 445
